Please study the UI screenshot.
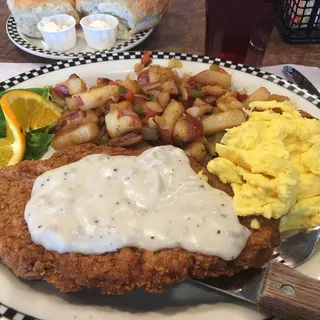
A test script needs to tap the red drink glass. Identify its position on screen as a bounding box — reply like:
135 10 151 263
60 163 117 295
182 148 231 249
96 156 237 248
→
205 0 281 67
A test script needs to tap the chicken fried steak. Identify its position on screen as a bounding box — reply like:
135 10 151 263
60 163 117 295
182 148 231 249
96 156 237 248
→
0 144 279 294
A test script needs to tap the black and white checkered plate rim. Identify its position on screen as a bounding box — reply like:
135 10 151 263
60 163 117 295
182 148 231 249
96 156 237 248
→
0 51 319 107
0 51 318 320
0 301 279 320
0 303 38 320
6 15 151 58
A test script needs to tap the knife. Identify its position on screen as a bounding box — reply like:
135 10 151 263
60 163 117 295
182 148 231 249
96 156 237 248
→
193 260 320 320
282 66 320 97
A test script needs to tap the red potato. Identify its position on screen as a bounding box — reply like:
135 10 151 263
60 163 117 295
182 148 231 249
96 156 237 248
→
186 105 212 118
179 84 189 101
133 94 148 102
110 100 133 111
205 132 225 156
219 91 238 99
54 110 99 134
229 99 244 110
52 74 87 101
184 141 206 162
203 95 217 105
147 65 177 83
52 84 70 98
193 98 207 106
105 109 142 138
216 91 238 110
237 89 249 101
96 77 115 86
89 85 100 90
186 98 213 117
145 101 163 113
121 78 141 94
97 78 109 86
202 85 227 98
193 70 231 89
202 109 247 135
108 132 143 147
172 114 203 145
147 117 158 130
140 81 162 94
192 98 213 112
72 85 119 110
242 87 271 108
134 63 144 73
178 78 204 101
168 57 183 69
161 80 179 95
50 88 67 107
137 70 150 84
93 126 108 145
147 90 161 101
95 99 114 117
173 70 182 86
142 125 159 141
154 100 185 143
198 136 208 144
52 122 100 150
67 74 87 95
158 91 170 109
217 93 244 111
182 98 196 110
186 106 202 118
212 107 221 114
65 97 75 109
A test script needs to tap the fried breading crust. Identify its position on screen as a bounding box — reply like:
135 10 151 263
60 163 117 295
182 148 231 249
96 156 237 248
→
0 144 280 294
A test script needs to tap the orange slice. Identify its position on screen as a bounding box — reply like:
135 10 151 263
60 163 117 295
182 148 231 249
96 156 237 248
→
0 90 62 167
0 90 62 132
0 102 25 167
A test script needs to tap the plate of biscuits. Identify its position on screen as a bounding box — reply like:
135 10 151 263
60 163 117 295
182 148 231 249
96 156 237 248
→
6 0 168 60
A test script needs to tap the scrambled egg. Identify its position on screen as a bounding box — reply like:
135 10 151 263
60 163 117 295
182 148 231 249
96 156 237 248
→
207 100 320 231
250 218 261 230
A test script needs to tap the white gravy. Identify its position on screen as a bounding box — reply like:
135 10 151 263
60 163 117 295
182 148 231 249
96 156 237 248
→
25 146 250 260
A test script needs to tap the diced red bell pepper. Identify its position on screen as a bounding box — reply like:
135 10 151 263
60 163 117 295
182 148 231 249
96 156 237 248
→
119 85 134 102
141 51 152 66
124 89 134 102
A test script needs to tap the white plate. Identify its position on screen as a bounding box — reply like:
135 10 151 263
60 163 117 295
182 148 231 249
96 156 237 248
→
0 51 319 320
6 15 153 60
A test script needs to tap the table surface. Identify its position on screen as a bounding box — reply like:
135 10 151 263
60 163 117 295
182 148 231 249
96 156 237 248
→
0 0 319 66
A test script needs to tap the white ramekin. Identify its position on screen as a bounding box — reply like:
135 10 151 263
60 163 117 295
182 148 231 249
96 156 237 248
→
80 14 118 50
37 14 77 52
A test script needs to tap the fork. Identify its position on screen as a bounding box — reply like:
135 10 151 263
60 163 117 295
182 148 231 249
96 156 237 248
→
192 227 320 319
269 227 320 268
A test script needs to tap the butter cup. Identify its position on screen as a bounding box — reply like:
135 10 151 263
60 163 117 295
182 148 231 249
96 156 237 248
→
37 14 76 52
80 14 118 50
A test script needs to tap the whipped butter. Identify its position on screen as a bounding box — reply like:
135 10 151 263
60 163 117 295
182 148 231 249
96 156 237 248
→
88 20 112 29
